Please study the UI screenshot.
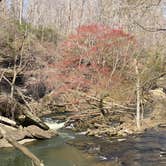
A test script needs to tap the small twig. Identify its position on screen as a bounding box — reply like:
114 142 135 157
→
134 21 166 32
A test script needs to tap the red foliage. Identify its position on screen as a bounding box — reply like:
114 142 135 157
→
46 24 135 96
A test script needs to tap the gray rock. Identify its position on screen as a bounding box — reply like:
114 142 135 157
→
25 125 58 139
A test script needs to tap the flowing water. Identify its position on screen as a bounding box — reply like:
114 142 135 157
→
0 116 165 166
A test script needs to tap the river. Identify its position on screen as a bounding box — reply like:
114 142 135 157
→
0 116 165 166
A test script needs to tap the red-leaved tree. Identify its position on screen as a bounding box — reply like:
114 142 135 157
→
45 24 136 105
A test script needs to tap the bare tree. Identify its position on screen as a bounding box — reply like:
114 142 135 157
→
134 59 141 130
19 0 23 25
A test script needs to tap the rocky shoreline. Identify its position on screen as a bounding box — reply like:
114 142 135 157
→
0 112 58 148
65 79 166 139
0 123 58 148
0 76 165 149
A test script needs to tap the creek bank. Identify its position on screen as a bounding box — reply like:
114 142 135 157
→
0 111 58 148
0 122 58 148
65 85 166 139
66 126 166 165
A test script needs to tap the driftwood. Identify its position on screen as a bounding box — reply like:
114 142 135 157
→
15 88 49 130
69 112 101 121
0 115 17 127
0 92 49 130
18 107 49 130
69 90 135 110
0 127 44 166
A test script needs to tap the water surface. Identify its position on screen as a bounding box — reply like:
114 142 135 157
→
0 117 165 166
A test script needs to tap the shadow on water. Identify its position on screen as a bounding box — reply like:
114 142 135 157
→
0 115 165 166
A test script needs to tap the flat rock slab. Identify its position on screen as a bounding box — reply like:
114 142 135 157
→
25 125 58 139
9 129 31 141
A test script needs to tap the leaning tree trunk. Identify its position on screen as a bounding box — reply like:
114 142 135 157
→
135 59 141 130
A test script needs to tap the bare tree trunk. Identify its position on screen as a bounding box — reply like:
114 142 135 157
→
41 26 44 42
10 55 17 98
135 59 141 130
19 0 23 25
0 0 7 16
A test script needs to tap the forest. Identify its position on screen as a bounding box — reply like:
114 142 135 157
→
0 0 165 166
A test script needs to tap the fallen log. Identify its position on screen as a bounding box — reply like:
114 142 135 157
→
68 112 101 120
69 90 135 110
0 127 44 166
15 88 49 130
20 109 49 130
0 115 17 127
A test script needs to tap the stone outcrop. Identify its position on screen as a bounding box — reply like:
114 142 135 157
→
0 122 58 148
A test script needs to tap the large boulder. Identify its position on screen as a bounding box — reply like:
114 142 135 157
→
25 125 58 139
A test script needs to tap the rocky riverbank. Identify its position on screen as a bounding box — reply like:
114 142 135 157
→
65 76 166 139
1 75 165 148
0 124 57 148
0 109 58 148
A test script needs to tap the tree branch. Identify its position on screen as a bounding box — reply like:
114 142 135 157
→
134 21 166 32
